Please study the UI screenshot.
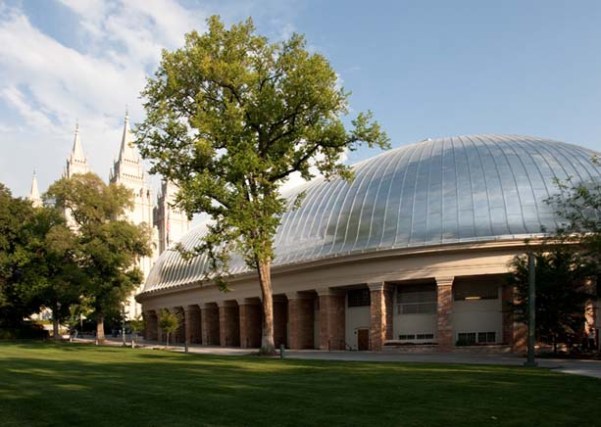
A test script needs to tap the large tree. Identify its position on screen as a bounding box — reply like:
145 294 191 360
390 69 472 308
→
46 173 151 341
19 206 83 339
136 16 389 353
0 184 36 327
509 247 595 353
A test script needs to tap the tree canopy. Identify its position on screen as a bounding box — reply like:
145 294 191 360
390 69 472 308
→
136 16 389 353
509 247 595 353
46 173 151 341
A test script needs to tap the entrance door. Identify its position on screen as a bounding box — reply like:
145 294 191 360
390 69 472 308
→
357 328 369 351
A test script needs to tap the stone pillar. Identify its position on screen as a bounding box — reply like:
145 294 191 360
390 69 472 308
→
219 301 240 347
202 303 220 346
239 298 262 348
317 289 345 350
369 282 386 351
436 277 454 351
273 296 288 348
385 285 394 340
287 292 315 349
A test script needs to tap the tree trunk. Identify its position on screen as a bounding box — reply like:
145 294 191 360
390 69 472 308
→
166 332 170 348
96 312 105 342
257 258 275 355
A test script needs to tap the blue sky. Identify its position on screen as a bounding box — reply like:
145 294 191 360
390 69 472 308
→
1 0 601 197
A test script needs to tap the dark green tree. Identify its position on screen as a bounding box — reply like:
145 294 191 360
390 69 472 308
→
0 184 36 327
158 309 179 347
509 247 595 353
46 173 151 341
136 16 389 353
19 206 84 339
546 169 601 265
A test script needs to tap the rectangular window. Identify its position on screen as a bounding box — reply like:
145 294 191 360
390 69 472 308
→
397 284 436 314
398 334 434 341
453 281 498 301
348 289 371 307
458 332 496 345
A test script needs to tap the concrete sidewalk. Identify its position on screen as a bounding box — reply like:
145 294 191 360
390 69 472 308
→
76 337 601 380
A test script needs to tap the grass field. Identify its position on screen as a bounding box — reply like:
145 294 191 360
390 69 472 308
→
1 342 600 426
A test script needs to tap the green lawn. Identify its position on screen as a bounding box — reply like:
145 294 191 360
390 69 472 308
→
1 342 600 426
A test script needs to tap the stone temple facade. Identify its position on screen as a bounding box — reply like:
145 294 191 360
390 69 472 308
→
28 114 191 319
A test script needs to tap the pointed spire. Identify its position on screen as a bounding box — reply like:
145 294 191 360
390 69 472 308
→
28 171 42 208
117 109 139 164
65 122 90 178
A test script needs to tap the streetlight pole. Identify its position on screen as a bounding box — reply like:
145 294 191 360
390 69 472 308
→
524 252 537 367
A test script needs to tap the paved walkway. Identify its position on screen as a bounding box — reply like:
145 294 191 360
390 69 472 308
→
75 337 601 380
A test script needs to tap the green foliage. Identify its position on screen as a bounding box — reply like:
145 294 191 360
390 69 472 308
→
0 184 35 325
136 16 388 352
136 15 388 275
509 247 595 350
129 314 145 334
45 173 151 338
546 167 601 265
158 309 179 346
0 184 81 329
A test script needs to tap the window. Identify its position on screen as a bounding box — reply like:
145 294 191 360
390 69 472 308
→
397 285 436 314
348 289 371 307
453 281 498 301
457 332 496 345
398 334 434 341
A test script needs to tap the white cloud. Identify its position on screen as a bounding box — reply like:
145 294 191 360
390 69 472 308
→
0 0 302 198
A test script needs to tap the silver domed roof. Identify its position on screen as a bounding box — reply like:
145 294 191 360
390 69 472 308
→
143 134 601 293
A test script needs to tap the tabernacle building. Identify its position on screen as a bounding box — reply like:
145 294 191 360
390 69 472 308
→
138 135 601 352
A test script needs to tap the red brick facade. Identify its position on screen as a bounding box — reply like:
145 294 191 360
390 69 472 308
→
436 277 454 351
369 282 386 351
318 290 345 350
287 293 315 349
239 299 262 348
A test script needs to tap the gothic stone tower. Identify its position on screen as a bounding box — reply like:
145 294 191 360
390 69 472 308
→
109 113 156 319
154 180 191 255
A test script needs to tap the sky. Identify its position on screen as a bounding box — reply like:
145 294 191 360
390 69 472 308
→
2 0 601 198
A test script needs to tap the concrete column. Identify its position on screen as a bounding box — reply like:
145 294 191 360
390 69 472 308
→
317 289 345 350
273 296 288 348
202 303 220 346
368 282 386 351
287 292 315 349
238 298 262 348
219 301 240 347
436 277 454 351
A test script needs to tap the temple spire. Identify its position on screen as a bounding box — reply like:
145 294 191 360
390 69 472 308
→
117 110 139 164
65 123 90 178
28 171 42 208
